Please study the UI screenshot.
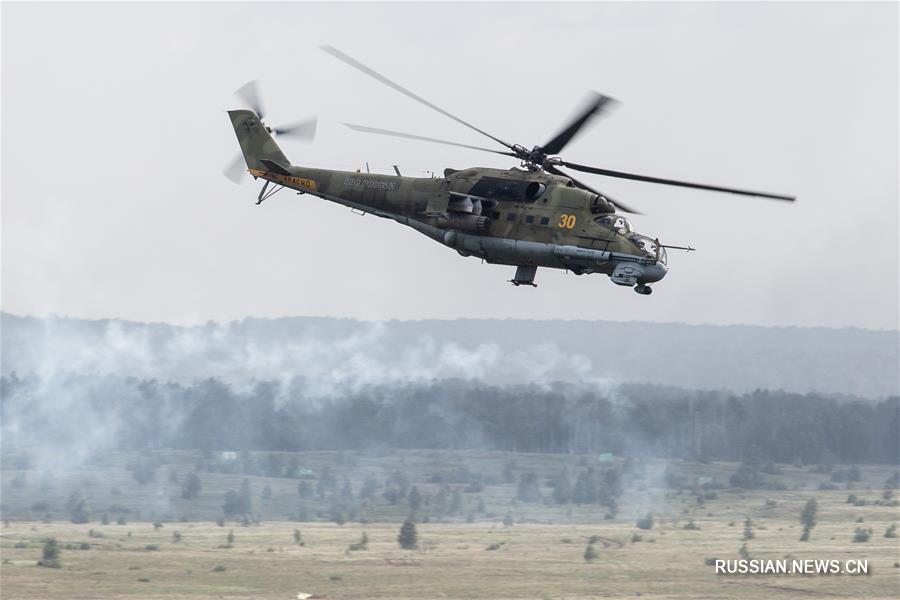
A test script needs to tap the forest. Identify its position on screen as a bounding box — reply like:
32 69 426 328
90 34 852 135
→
2 373 897 465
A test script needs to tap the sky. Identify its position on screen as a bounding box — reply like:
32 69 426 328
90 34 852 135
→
2 2 898 330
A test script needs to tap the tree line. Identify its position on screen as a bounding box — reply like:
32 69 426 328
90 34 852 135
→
1 373 897 464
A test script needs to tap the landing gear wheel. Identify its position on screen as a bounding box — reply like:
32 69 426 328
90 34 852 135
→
634 284 652 295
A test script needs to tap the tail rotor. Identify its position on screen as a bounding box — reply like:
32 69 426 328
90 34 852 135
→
223 80 317 183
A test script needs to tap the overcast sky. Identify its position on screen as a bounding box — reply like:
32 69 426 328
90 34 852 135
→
2 2 897 329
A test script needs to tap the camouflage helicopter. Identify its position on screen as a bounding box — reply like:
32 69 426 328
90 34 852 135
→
224 46 794 294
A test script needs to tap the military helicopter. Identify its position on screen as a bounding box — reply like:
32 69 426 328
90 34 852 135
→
224 46 794 294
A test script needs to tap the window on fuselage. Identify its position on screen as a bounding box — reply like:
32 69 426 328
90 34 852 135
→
525 215 534 224
506 212 517 222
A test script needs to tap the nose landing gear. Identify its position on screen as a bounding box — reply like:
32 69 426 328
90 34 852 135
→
634 284 652 295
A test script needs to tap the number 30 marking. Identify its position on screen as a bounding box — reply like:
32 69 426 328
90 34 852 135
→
558 214 577 229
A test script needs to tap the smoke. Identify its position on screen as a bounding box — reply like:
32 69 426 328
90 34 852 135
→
2 315 612 402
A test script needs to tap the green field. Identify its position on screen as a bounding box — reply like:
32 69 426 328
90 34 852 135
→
1 450 898 598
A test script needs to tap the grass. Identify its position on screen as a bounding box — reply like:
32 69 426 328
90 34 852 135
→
0 450 898 598
1 511 898 599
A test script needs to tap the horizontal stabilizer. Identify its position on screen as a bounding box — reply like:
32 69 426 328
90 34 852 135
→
260 158 292 175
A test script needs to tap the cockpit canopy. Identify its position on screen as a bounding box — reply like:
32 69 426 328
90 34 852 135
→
595 214 634 235
629 234 667 265
467 177 547 203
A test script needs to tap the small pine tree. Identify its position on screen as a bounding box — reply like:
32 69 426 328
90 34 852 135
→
739 543 750 560
743 517 754 540
583 543 597 562
408 486 423 511
398 520 418 549
359 477 378 499
226 529 235 544
553 469 572 505
293 529 302 544
68 497 90 524
799 499 817 541
298 480 314 499
502 460 516 484
450 488 463 514
516 472 541 503
39 538 60 568
181 473 202 500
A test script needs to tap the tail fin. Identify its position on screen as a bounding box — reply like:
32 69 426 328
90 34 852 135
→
227 110 290 172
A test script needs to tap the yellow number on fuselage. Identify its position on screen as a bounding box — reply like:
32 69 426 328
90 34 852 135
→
558 214 577 229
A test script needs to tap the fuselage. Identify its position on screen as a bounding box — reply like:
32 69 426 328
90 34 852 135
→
248 163 668 287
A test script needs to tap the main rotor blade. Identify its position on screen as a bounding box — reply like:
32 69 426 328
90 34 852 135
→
234 80 265 120
542 92 617 156
343 123 518 157
561 161 795 201
223 152 247 184
546 165 642 215
321 45 516 151
273 117 318 141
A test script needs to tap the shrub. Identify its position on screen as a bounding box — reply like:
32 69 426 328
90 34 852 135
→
636 513 654 530
852 527 872 543
144 544 159 551
213 564 226 572
172 531 182 543
583 543 598 562
730 464 765 489
884 524 898 538
131 459 156 485
683 520 700 530
348 532 368 551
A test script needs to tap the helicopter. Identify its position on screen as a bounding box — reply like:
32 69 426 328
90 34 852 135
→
224 46 794 294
